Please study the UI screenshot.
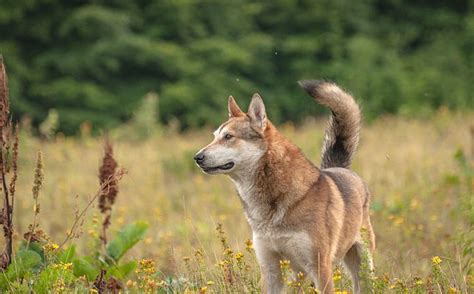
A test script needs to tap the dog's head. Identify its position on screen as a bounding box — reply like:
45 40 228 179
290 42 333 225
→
194 94 268 176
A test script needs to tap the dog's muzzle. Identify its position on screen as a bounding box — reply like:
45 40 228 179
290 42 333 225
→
193 152 205 165
193 151 235 173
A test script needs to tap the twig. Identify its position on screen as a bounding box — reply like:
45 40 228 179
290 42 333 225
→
56 169 125 251
25 150 43 249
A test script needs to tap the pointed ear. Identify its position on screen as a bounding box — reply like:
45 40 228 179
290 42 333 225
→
247 93 267 130
228 96 244 117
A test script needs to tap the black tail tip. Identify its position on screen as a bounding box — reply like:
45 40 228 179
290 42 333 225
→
298 79 332 96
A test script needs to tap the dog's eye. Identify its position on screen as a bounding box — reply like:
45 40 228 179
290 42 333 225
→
224 134 233 140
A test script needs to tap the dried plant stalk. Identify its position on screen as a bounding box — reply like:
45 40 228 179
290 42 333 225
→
0 56 15 270
25 151 44 248
0 56 9 131
98 138 118 247
9 124 18 202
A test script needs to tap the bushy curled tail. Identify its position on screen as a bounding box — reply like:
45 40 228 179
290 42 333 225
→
298 80 361 169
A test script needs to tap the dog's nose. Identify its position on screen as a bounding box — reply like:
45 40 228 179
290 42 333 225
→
194 153 205 164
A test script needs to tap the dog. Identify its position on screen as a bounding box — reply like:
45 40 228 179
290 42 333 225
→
194 80 375 293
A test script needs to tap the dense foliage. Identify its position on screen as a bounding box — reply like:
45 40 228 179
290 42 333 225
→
0 0 472 134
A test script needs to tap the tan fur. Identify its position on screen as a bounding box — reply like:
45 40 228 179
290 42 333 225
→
195 81 375 294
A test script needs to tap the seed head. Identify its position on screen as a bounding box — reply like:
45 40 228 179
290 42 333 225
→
32 151 44 200
0 56 10 131
8 124 19 197
99 139 118 214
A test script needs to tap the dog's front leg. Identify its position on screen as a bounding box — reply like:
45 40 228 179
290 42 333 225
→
307 259 334 294
254 235 284 294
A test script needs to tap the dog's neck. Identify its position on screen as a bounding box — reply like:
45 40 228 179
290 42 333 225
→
230 125 320 232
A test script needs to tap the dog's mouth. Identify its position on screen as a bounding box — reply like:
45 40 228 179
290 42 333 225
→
201 162 235 173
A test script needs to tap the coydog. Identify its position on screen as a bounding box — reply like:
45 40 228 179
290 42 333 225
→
194 81 375 293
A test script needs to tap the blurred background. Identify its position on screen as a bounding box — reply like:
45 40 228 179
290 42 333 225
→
0 0 472 135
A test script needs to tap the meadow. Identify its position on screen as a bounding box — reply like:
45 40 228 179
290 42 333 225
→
2 108 472 293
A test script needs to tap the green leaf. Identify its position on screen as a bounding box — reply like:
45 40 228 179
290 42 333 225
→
72 257 100 281
13 249 42 273
106 221 149 262
0 250 42 289
58 245 76 263
107 260 137 280
19 241 45 263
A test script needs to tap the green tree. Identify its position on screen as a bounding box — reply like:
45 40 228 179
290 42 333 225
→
0 0 471 134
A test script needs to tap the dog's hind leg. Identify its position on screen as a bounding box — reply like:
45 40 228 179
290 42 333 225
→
344 187 376 294
363 186 376 255
343 243 362 294
343 240 374 294
364 216 376 257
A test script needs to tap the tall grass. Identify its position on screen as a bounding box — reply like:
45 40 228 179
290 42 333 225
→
0 108 468 292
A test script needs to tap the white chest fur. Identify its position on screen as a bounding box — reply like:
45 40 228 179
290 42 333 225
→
232 178 263 227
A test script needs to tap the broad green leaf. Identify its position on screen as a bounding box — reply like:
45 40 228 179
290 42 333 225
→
106 221 149 262
13 250 42 274
107 260 137 280
0 250 42 289
19 241 45 263
72 257 100 281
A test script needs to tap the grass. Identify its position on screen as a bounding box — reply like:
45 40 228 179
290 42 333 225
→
2 109 473 293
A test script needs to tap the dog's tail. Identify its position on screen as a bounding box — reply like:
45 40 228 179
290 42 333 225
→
298 80 361 170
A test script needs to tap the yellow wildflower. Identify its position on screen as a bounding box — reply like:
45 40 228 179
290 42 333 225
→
136 259 156 275
431 256 442 265
279 260 290 268
333 268 342 282
224 248 233 256
414 277 424 285
245 239 253 251
235 252 244 261
43 242 59 252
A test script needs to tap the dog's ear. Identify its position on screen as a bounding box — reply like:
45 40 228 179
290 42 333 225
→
228 96 244 117
247 93 267 130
